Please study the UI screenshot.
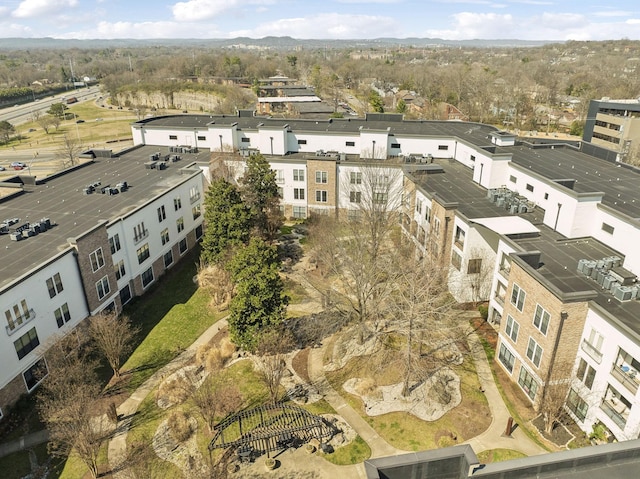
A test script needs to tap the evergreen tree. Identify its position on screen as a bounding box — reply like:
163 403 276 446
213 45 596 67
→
200 177 251 265
239 153 282 241
227 238 288 350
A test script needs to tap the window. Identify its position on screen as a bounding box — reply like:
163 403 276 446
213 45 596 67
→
114 259 126 280
298 139 307 145
161 228 170 245
197 135 206 141
509 175 517 183
518 367 539 401
499 253 511 275
294 188 305 200
275 169 285 184
576 358 596 390
174 196 182 211
5 300 31 332
54 303 71 328
195 224 203 239
350 172 362 184
346 141 355 147
164 250 174 268
141 267 154 288
526 183 534 192
602 223 615 234
177 217 184 233
544 193 549 200
391 143 401 149
470 155 476 162
533 305 550 335
505 315 519 342
46 273 64 298
120 285 132 305
14 327 40 360
277 187 284 198
499 343 515 373
350 191 361 203
510 283 526 312
495 281 507 303
454 226 465 248
316 190 327 203
416 200 422 214
293 169 305 181
109 234 121 254
157 205 166 222
169 134 177 140
241 137 250 143
433 217 441 237
96 276 110 300
133 222 147 243
425 206 431 223
89 248 105 272
315 171 328 184
189 186 200 204
192 204 201 220
373 192 387 204
137 243 150 264
451 251 462 270
526 337 543 367
23 358 47 392
566 389 588 421
438 145 448 151
293 206 306 219
179 238 188 254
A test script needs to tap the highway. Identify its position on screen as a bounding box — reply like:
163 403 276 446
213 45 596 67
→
0 85 102 126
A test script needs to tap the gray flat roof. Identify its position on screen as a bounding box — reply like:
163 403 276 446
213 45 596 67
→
0 145 208 292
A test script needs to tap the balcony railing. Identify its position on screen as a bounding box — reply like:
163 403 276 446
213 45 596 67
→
190 191 201 204
601 399 629 430
6 309 36 336
494 294 505 306
611 365 640 395
581 339 603 364
133 229 149 245
499 264 511 278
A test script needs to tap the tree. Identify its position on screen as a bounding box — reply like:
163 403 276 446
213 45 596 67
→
286 54 298 68
37 333 111 479
191 372 243 433
239 153 282 241
87 311 139 379
0 120 15 144
396 98 407 114
227 238 289 350
368 89 384 113
200 177 251 265
36 114 54 135
55 134 84 168
255 327 295 403
539 361 575 434
47 102 68 119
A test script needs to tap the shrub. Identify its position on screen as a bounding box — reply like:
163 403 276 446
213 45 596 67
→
167 411 194 443
478 304 489 321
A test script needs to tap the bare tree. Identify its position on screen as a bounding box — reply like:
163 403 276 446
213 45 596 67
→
37 333 112 479
88 311 140 379
55 134 84 168
539 361 575 434
255 327 295 403
197 260 235 310
191 372 243 433
35 114 54 135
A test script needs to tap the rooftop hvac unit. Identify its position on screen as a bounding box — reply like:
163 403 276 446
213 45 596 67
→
596 270 607 286
577 259 589 274
157 162 167 170
602 275 617 290
613 285 636 302
496 197 505 207
518 202 528 213
9 233 21 241
604 257 614 270
609 281 620 293
509 204 519 214
590 265 601 280
611 256 622 268
596 260 605 269
487 189 497 200
41 218 51 229
583 261 595 277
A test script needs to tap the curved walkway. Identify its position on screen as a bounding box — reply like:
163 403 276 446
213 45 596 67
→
107 318 228 479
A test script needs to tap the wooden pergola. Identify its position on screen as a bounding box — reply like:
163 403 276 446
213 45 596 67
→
208 403 337 460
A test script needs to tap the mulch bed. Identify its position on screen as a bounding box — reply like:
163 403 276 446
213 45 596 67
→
291 348 311 383
532 415 574 447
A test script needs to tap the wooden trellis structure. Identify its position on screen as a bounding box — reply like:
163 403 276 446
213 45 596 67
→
208 403 337 460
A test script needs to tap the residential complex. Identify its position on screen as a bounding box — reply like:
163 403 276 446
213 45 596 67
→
583 97 640 163
0 146 206 414
132 111 640 443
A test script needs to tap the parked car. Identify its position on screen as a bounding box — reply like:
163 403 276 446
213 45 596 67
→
0 166 5 171
76 119 85 123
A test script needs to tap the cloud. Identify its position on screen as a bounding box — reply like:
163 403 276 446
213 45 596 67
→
0 21 36 37
12 0 78 19
229 13 401 39
171 0 274 22
58 20 222 39
335 0 401 3
592 10 633 18
425 12 516 39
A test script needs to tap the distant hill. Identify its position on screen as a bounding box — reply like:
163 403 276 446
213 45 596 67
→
0 36 554 51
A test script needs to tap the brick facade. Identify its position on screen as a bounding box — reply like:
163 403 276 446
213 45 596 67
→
306 159 337 212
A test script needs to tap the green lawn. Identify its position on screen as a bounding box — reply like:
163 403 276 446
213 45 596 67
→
477 448 527 463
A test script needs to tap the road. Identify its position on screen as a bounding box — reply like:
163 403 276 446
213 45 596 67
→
0 85 102 126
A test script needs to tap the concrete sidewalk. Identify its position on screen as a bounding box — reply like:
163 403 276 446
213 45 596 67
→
0 430 49 459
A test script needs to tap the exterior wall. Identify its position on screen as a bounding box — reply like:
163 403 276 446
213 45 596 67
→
497 260 589 408
589 206 640 275
474 155 512 189
360 130 390 159
0 250 88 411
286 132 360 156
428 199 456 268
306 159 337 213
488 239 518 325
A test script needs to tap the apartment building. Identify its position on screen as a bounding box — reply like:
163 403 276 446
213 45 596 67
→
0 146 206 414
129 110 640 442
583 98 640 162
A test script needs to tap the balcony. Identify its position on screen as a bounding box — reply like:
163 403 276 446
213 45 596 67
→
499 264 511 279
601 398 629 430
6 309 36 336
190 191 201 204
611 364 640 396
581 339 603 364
133 229 149 245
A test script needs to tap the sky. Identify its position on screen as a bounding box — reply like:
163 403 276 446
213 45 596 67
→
0 0 639 41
